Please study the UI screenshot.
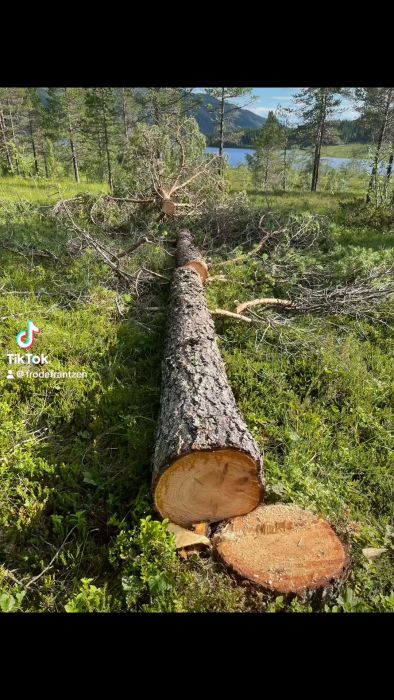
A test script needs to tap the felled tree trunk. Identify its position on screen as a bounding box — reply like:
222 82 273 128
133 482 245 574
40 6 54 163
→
152 233 263 527
151 229 349 595
176 229 208 283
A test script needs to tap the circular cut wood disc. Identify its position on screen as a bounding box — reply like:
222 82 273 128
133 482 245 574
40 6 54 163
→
155 448 262 527
162 199 176 215
214 504 348 594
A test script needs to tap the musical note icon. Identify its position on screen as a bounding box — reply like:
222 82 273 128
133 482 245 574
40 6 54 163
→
16 320 41 350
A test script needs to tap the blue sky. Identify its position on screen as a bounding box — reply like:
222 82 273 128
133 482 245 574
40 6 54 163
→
224 88 359 121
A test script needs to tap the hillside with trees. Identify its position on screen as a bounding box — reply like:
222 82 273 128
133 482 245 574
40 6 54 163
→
0 87 393 613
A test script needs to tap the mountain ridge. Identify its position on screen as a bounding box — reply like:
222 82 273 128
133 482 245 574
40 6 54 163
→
190 92 266 135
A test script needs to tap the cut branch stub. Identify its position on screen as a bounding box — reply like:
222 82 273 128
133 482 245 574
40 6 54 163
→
176 229 208 283
162 198 176 216
152 267 263 527
214 504 349 595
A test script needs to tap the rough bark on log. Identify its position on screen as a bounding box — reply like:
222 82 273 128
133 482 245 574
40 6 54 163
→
152 267 263 526
176 229 208 283
214 504 349 594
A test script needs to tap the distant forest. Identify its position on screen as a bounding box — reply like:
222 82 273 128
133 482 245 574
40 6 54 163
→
207 118 376 148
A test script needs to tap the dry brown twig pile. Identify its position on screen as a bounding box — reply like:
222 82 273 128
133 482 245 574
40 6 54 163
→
52 198 172 299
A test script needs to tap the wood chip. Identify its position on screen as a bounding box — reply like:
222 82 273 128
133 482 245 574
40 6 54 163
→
168 522 210 549
362 547 387 560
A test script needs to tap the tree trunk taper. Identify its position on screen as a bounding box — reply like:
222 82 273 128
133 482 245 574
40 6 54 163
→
152 231 263 526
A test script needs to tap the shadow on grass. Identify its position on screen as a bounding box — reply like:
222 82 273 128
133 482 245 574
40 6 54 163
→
0 280 169 609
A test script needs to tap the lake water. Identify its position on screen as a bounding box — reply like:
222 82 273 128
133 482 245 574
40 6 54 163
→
205 146 376 172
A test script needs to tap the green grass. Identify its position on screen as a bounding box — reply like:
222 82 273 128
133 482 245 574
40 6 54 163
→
227 165 368 213
319 144 371 159
0 176 108 204
0 174 393 613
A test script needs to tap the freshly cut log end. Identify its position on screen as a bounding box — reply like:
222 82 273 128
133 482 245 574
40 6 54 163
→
154 448 262 527
162 199 176 215
176 229 208 283
214 504 349 594
184 259 209 283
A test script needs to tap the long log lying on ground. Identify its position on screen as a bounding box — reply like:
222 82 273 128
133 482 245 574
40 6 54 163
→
176 229 209 283
152 229 349 595
152 264 263 527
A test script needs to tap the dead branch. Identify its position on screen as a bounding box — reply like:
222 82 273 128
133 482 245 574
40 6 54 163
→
213 224 286 268
141 267 170 282
211 265 394 329
117 236 154 259
168 155 220 196
292 266 394 318
210 308 254 323
24 526 77 590
234 268 394 323
206 275 228 284
57 199 135 284
115 296 125 317
236 298 295 314
134 268 143 297
104 195 156 204
0 242 59 262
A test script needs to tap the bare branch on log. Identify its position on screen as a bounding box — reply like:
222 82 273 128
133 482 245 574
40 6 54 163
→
211 308 254 323
236 298 295 314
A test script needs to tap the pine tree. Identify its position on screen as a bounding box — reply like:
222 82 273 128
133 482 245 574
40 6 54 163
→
204 88 254 174
356 88 394 203
293 88 344 192
247 111 283 189
22 88 50 176
83 88 121 189
276 105 293 191
0 91 14 174
134 88 198 127
0 88 32 176
46 88 86 181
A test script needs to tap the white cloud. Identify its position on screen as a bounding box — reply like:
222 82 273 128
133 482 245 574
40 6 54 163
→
340 108 359 120
271 95 292 100
250 106 271 115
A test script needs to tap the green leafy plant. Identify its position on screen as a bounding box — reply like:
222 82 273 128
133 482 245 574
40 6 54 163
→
65 578 112 612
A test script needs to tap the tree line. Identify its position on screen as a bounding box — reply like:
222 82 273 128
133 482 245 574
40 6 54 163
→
0 88 204 186
0 87 393 203
208 117 376 149
246 88 394 199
